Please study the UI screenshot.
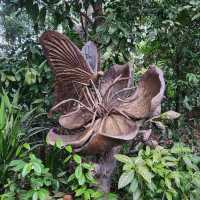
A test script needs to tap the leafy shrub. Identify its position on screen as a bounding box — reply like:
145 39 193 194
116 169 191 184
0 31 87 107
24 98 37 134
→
55 145 103 200
116 143 200 200
0 91 27 186
0 55 53 109
1 153 59 200
0 91 47 188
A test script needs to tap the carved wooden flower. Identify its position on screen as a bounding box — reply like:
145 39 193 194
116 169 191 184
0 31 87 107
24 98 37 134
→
40 31 165 155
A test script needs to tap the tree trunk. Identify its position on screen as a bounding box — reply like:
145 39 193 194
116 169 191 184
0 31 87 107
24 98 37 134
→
93 146 121 198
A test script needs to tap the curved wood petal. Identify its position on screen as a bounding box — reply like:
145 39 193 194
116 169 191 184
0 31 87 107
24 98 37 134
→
59 107 93 129
47 114 140 155
75 115 140 154
82 41 100 74
99 63 133 97
99 114 139 140
119 66 165 119
46 128 94 148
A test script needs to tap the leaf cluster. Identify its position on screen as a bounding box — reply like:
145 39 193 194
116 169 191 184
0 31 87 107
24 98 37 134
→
116 143 200 200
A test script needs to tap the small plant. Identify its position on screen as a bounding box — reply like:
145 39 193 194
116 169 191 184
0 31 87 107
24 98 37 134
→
0 91 46 187
62 145 103 200
0 91 25 186
1 153 59 200
115 143 200 200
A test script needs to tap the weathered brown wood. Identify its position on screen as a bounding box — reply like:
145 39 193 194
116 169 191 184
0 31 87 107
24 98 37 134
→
93 146 121 197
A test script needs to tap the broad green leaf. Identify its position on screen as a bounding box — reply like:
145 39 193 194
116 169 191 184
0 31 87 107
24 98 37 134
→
64 155 72 163
137 166 153 183
43 178 51 186
23 143 30 150
65 145 72 153
55 137 63 149
9 159 26 167
165 191 172 200
79 174 86 186
85 172 96 183
145 146 151 156
57 171 66 177
11 162 26 172
38 189 49 200
163 156 177 162
171 143 192 154
82 163 93 170
75 165 83 179
118 171 134 189
123 163 133 171
6 75 16 82
132 189 141 200
193 176 200 188
32 191 38 200
91 191 102 198
84 190 90 200
67 174 75 182
183 156 198 170
129 177 139 193
172 172 180 188
75 187 86 197
22 163 32 177
165 178 172 189
31 177 43 188
32 162 42 175
115 154 133 164
73 154 82 164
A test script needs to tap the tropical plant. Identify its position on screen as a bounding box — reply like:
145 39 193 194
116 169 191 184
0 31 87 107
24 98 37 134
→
1 153 59 200
0 91 47 188
65 148 102 200
0 91 26 186
116 143 200 200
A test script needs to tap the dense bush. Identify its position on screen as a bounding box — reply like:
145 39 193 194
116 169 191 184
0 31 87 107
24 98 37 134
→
0 91 28 187
116 143 200 200
1 153 59 200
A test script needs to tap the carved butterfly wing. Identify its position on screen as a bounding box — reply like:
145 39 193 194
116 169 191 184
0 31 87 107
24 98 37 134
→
40 31 96 114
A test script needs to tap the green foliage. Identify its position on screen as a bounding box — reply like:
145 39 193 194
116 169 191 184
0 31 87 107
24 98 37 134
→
0 91 49 187
1 153 59 200
63 146 102 200
0 91 27 185
116 143 200 200
0 49 53 108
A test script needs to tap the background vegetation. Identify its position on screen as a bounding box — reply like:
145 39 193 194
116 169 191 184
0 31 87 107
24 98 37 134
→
0 0 199 199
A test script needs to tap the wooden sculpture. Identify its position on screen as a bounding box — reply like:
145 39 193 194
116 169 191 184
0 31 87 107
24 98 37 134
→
40 31 165 194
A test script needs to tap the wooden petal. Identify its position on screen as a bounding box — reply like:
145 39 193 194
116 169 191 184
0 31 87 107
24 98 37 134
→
99 114 139 140
82 41 100 74
59 107 93 129
46 128 94 148
120 66 165 119
75 115 140 155
53 114 140 155
100 63 133 97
